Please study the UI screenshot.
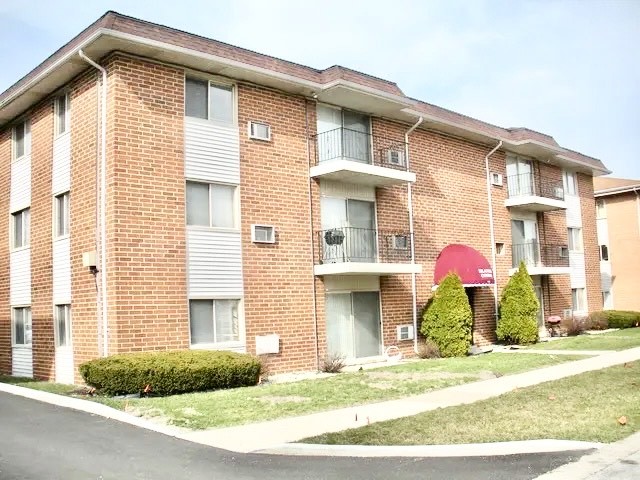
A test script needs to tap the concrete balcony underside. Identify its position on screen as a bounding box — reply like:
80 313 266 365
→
509 265 571 276
505 195 567 212
310 159 416 186
314 262 422 276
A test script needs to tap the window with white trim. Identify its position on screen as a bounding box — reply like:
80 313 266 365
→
189 299 240 345
596 199 606 219
567 227 583 252
12 307 32 346
55 304 71 347
13 120 31 160
572 288 587 313
600 244 609 261
12 208 30 248
563 170 577 196
185 78 234 123
602 290 613 310
186 181 236 228
55 94 70 136
54 192 69 238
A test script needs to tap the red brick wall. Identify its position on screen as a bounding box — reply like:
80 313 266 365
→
579 173 602 313
238 84 318 373
30 101 55 380
105 55 189 353
0 129 10 374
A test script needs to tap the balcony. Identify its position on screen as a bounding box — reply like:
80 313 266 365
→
310 128 416 187
314 227 422 276
511 241 570 276
504 173 566 211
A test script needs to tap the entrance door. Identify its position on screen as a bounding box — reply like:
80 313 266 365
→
54 304 74 384
317 105 342 162
321 197 376 263
511 219 539 267
506 157 533 196
326 292 382 360
342 111 370 163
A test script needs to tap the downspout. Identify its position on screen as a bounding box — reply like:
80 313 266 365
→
305 98 320 371
79 50 109 357
484 140 503 318
404 117 423 354
635 188 640 238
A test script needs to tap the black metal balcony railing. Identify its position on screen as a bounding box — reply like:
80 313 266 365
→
317 227 413 264
312 127 408 171
506 172 565 201
512 241 570 269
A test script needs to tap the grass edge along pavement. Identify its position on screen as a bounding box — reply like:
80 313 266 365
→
526 327 640 352
0 353 584 430
302 361 640 446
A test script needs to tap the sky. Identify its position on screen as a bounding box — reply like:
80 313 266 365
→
1 0 638 178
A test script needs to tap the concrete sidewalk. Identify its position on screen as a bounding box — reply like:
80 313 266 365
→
535 431 640 479
179 346 640 454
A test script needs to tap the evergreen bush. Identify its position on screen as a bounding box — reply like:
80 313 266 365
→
497 262 539 344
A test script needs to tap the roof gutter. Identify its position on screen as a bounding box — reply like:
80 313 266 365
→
78 49 109 358
405 116 423 354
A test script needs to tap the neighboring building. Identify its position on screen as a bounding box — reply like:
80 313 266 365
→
0 12 608 381
594 177 640 311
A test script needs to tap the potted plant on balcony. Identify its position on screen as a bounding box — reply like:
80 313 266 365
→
324 228 345 246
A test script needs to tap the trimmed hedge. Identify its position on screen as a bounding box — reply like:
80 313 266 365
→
79 350 261 396
420 273 472 357
601 310 640 329
497 262 539 345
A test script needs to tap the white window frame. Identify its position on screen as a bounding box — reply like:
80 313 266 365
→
54 93 70 137
12 120 31 161
571 288 587 314
248 121 271 141
11 208 30 249
186 181 238 229
563 170 577 196
184 76 236 125
54 304 72 348
599 244 609 262
188 299 243 348
54 192 70 238
12 307 32 347
251 224 276 243
567 227 583 252
596 199 606 219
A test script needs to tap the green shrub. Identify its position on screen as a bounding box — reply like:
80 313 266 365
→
79 350 261 396
420 273 472 357
497 262 539 345
603 310 640 329
586 311 609 330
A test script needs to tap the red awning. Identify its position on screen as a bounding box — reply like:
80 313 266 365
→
433 244 495 287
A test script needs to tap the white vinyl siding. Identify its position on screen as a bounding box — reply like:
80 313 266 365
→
10 155 31 212
52 131 71 194
184 118 240 184
596 199 606 219
569 252 586 289
565 195 582 227
596 218 609 245
12 348 33 378
187 230 243 298
10 248 31 305
53 237 71 303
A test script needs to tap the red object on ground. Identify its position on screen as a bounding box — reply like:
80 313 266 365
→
547 315 562 325
434 244 495 287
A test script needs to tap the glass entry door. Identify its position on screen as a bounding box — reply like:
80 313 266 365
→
507 158 533 196
342 111 370 163
326 291 382 359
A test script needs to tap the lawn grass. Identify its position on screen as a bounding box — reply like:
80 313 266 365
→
117 353 583 430
303 361 640 445
527 327 640 351
0 353 585 430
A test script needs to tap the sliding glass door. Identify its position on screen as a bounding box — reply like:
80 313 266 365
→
321 197 376 263
326 292 381 359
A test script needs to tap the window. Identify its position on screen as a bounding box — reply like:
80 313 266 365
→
563 170 577 196
13 120 31 160
248 121 271 141
600 244 609 261
185 78 234 123
54 192 70 237
54 305 71 347
596 199 606 219
603 291 613 310
12 208 30 248
189 299 240 345
572 288 587 313
12 307 32 346
495 242 505 255
186 181 236 228
55 94 70 136
251 225 276 243
567 227 583 252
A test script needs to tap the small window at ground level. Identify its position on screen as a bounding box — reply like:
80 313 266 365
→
571 288 587 313
55 305 71 347
12 307 32 346
189 299 240 345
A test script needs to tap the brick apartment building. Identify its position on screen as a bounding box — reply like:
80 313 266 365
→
594 177 640 311
0 12 608 382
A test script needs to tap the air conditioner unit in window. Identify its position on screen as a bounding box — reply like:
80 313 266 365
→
389 234 409 250
397 325 414 341
562 308 573 320
248 121 271 141
553 187 564 199
251 224 276 243
384 149 405 167
559 246 570 258
490 173 503 186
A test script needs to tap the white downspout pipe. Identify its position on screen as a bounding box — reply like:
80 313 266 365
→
635 188 640 237
405 117 423 354
484 140 503 318
79 50 109 357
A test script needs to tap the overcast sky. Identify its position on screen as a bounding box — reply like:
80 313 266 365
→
1 0 638 178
